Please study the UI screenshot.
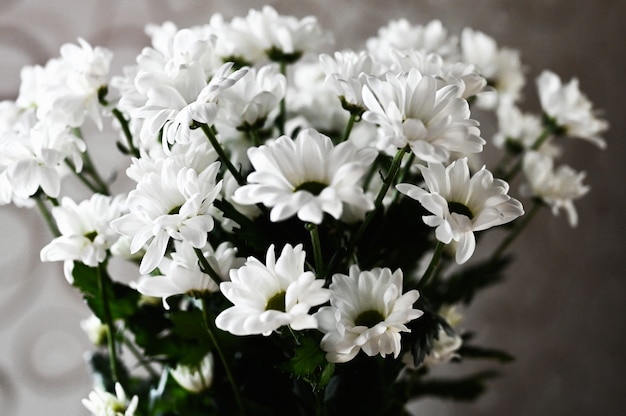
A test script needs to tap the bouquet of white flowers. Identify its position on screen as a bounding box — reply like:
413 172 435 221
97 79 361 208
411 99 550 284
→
0 6 607 415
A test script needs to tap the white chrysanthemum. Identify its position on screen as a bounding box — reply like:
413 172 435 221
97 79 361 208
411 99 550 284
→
397 158 524 264
362 68 484 162
136 240 243 309
40 193 126 282
217 65 286 130
82 382 138 416
389 50 487 100
227 6 332 63
522 151 589 227
232 128 377 224
461 28 525 109
80 314 108 346
315 266 423 363
366 19 459 64
170 353 214 393
424 305 463 365
536 70 608 148
111 159 222 274
319 50 383 112
215 244 330 336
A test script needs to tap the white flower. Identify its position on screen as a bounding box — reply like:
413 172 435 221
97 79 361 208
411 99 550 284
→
82 382 138 416
40 193 125 282
215 244 330 336
111 159 222 274
362 68 484 163
80 314 108 346
536 70 608 148
424 305 463 365
136 240 243 309
170 353 214 393
315 266 422 363
522 151 589 227
232 128 377 224
461 28 525 109
228 6 332 63
397 158 524 264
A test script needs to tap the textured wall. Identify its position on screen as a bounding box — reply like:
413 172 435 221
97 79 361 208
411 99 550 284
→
1 1 624 415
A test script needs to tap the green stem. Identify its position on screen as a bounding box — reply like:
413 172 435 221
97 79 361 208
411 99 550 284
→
306 223 324 277
194 248 223 288
342 113 357 142
72 127 110 195
97 262 120 383
326 146 408 277
417 241 445 290
200 297 246 415
112 108 140 158
278 61 287 135
391 152 415 205
34 193 60 237
65 160 105 194
490 200 542 262
196 122 247 186
503 128 552 182
121 333 160 379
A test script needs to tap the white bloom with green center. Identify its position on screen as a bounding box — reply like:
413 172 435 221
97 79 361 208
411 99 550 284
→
40 193 126 282
397 158 524 264
362 68 484 163
522 151 589 227
232 128 377 224
136 240 244 309
170 353 214 393
215 244 330 336
315 266 422 363
111 159 222 274
82 382 138 416
536 70 608 148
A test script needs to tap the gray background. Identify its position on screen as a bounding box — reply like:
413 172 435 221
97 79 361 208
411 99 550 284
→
1 0 624 414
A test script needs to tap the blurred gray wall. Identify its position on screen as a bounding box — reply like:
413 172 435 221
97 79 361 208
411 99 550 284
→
1 1 624 415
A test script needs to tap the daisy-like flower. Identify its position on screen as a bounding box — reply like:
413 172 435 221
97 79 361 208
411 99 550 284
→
40 193 126 282
110 159 222 274
170 353 214 393
396 157 524 264
232 128 377 224
315 266 422 363
460 28 525 109
362 68 484 163
80 314 108 346
522 151 589 227
536 70 608 148
215 244 330 336
82 382 138 416
136 240 243 309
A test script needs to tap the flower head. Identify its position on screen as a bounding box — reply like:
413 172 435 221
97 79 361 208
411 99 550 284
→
522 151 589 227
397 158 524 264
215 244 330 336
82 382 138 416
536 70 608 148
170 353 214 393
232 128 377 224
316 266 422 363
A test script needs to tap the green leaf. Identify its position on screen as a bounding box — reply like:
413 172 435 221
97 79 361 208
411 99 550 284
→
280 336 335 392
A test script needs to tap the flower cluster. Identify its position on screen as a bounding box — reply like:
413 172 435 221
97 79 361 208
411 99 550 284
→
0 6 607 416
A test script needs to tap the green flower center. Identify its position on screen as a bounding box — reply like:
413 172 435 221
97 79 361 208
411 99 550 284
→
354 309 385 328
84 231 98 242
168 205 182 215
294 181 327 196
447 201 474 219
266 291 286 312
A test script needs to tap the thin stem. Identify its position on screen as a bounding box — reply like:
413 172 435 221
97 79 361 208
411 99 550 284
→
196 122 246 186
417 241 445 290
278 61 287 135
34 193 60 237
342 113 357 142
200 297 246 415
490 200 542 262
307 223 324 277
391 152 416 205
503 128 552 182
326 146 408 277
112 108 140 158
65 160 105 194
97 262 120 383
121 333 160 379
72 127 110 195
194 248 223 287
